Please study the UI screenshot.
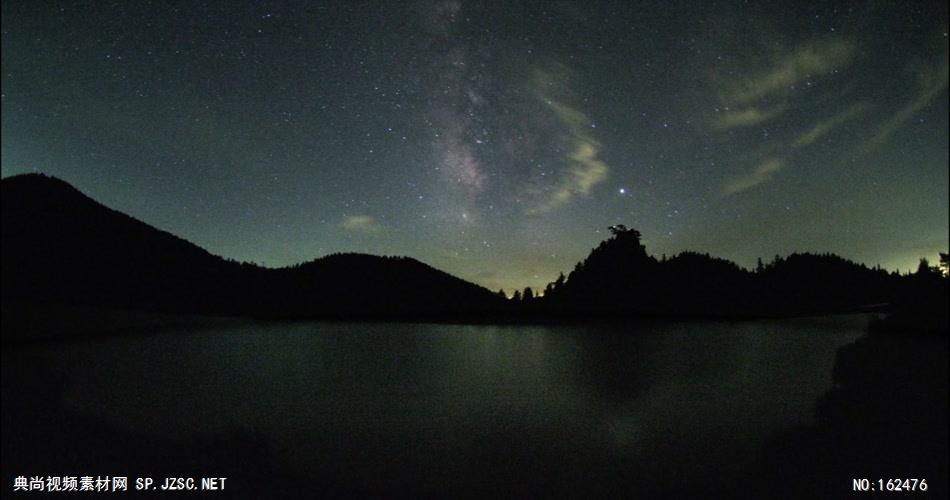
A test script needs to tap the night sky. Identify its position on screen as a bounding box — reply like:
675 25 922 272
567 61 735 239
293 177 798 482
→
2 1 947 293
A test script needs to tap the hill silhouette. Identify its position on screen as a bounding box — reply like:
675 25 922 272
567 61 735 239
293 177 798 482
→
2 173 251 315
4 174 946 330
2 174 505 324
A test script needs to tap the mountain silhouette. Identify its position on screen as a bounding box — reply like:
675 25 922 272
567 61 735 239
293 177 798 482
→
259 253 509 318
3 173 249 314
2 174 505 320
4 174 946 329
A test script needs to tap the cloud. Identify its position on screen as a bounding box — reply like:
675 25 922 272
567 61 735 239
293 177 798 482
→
718 102 866 195
723 158 785 195
536 137 609 213
713 39 859 194
341 215 381 234
547 99 589 128
713 105 786 129
865 57 949 150
530 64 610 213
795 103 868 146
722 39 855 106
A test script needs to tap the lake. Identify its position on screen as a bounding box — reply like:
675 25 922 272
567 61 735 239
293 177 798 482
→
2 316 868 496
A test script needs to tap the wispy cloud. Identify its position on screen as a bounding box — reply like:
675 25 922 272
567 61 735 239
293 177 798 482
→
795 103 868 146
341 215 381 234
723 39 856 106
719 101 865 195
865 57 949 151
535 137 609 213
715 37 858 195
713 105 786 129
723 158 785 195
530 64 609 213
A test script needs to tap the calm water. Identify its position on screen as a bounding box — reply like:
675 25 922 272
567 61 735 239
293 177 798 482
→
2 317 867 496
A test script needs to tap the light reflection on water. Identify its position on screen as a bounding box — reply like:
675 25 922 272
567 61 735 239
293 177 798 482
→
2 317 867 495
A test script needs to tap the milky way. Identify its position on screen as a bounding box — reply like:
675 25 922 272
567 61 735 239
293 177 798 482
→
2 0 947 292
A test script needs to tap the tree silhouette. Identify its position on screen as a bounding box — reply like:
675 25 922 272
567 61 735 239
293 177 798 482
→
916 257 938 276
608 224 629 236
2 181 938 324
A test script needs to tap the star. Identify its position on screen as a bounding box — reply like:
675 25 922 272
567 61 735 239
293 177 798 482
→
0 0 944 291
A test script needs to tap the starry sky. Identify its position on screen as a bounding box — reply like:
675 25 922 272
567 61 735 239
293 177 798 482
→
2 1 948 293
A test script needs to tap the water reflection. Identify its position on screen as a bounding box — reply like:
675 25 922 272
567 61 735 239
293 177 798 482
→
2 317 866 496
